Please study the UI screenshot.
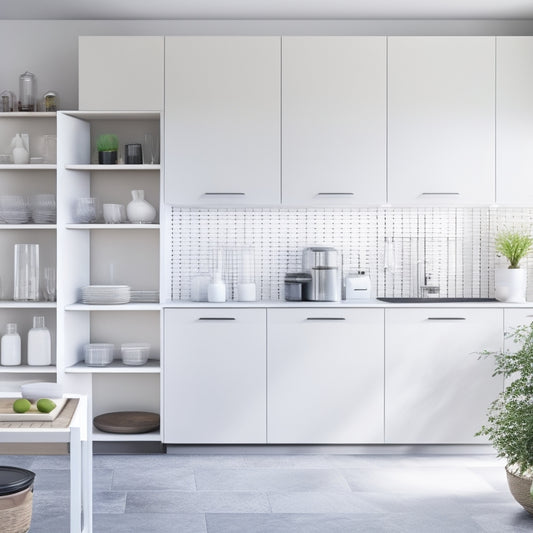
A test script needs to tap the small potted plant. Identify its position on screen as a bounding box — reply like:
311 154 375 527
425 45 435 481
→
477 322 533 514
494 228 533 303
96 134 119 164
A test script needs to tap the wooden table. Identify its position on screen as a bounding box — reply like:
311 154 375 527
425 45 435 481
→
0 394 92 533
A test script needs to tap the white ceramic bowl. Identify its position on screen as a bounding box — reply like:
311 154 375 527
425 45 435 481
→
21 381 62 401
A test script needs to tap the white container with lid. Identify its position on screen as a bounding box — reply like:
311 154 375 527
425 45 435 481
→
1 323 21 366
27 316 51 366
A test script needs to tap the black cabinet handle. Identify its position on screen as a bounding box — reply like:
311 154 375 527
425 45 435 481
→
203 192 245 196
421 192 460 196
306 317 346 321
427 317 466 321
316 192 354 196
198 317 236 321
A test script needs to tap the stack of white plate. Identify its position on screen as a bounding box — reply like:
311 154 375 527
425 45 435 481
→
0 195 30 224
31 194 56 224
81 285 131 305
130 290 159 303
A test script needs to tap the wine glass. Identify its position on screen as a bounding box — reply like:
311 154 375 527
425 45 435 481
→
43 266 56 302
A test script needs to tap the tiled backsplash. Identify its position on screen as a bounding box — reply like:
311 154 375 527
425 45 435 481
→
170 207 533 301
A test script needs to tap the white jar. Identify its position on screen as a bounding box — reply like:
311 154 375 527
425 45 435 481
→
208 274 226 303
27 316 51 366
1 323 21 366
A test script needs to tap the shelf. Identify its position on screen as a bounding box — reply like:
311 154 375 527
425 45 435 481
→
0 301 56 308
0 365 56 374
66 303 160 311
61 111 159 121
66 223 159 230
92 428 161 442
0 224 56 230
0 164 56 170
65 164 159 171
0 112 57 118
65 360 160 374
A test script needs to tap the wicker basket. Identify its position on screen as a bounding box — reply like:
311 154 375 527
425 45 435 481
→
506 466 533 515
0 487 33 533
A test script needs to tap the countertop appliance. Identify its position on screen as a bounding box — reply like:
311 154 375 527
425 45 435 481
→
302 246 341 302
345 271 372 300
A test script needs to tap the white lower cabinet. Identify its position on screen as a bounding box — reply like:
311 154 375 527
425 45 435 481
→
267 308 384 444
163 308 266 443
385 308 503 444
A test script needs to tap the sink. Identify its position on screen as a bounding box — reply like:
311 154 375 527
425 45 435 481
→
377 297 498 304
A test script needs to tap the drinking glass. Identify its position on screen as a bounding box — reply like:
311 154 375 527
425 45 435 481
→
43 266 56 302
14 243 39 301
74 197 99 223
143 133 159 164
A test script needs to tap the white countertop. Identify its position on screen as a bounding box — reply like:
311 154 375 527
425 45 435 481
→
162 299 533 308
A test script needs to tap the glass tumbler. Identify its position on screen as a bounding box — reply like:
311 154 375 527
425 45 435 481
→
14 243 39 301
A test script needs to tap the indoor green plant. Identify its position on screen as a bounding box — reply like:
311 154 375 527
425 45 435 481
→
477 322 533 514
96 133 119 164
494 228 533 303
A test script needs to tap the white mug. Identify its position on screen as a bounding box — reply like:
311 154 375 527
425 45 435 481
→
103 203 123 224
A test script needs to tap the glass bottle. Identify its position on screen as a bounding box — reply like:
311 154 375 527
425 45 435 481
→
19 71 35 112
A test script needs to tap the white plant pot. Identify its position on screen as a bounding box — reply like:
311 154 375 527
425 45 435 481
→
495 267 527 303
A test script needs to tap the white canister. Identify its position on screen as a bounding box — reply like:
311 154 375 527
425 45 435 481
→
208 275 226 303
191 274 210 302
27 316 51 366
1 323 21 366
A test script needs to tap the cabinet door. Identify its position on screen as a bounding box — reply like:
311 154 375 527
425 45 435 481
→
163 309 266 443
496 37 533 205
267 308 384 443
282 37 386 205
165 37 281 205
79 36 164 111
388 37 495 205
385 308 503 444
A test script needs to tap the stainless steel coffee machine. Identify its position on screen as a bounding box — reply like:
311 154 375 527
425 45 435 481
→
302 247 342 302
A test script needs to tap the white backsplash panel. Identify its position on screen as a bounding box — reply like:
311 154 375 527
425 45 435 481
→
170 207 533 301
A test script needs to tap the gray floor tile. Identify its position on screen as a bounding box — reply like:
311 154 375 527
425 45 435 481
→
94 490 127 514
93 512 207 533
0 454 35 469
268 491 383 513
196 468 351 492
342 466 497 496
111 466 196 490
126 490 271 513
205 513 395 533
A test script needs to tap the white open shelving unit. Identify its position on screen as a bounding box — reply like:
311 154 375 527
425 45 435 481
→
0 112 58 388
0 110 162 443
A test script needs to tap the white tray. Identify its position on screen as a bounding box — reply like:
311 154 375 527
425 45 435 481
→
0 397 67 421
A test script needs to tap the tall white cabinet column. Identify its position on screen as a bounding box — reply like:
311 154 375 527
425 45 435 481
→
388 37 495 205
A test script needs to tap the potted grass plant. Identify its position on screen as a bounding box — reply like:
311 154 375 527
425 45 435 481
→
477 322 533 514
494 228 533 303
96 134 119 164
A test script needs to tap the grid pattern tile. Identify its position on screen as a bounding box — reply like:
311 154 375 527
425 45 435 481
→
170 207 533 301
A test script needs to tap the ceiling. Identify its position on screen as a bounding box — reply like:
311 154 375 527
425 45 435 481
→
3 0 533 20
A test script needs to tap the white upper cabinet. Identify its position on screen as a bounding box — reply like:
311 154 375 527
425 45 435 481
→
165 36 281 206
282 37 386 205
496 37 533 205
388 37 495 205
78 36 164 111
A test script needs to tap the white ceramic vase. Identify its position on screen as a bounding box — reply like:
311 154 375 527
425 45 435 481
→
495 267 527 303
11 133 29 164
126 190 156 224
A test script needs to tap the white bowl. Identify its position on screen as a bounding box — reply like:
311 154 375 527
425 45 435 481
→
21 381 62 401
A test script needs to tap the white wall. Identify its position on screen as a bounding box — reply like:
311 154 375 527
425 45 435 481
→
1 19 533 110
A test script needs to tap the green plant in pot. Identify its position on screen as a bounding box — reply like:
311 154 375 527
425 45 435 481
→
494 228 533 303
477 322 533 514
96 134 119 164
